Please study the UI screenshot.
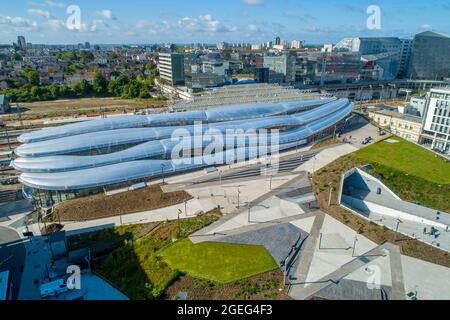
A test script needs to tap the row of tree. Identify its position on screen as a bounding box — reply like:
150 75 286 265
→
1 73 162 102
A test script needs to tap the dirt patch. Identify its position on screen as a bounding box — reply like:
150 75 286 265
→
53 183 193 221
4 97 167 123
312 155 450 268
165 270 291 300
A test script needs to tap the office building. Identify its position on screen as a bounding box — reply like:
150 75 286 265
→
420 88 450 154
407 31 450 80
291 40 302 50
202 60 229 76
315 52 361 84
398 38 413 78
334 37 402 55
274 37 281 46
335 37 402 79
264 53 296 82
185 72 225 89
17 36 26 50
158 53 185 85
361 52 400 81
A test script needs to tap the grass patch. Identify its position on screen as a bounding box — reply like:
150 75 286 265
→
94 210 221 300
160 239 278 283
351 137 450 212
312 145 450 268
165 271 290 300
368 163 450 211
354 137 450 184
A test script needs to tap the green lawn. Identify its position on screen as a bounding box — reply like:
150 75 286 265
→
354 137 450 185
160 239 278 283
95 213 221 300
351 137 450 212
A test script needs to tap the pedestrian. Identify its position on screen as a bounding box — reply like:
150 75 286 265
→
423 227 427 235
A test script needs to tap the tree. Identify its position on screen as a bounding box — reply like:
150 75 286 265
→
108 75 129 96
93 72 108 96
30 86 41 100
48 84 60 98
12 52 22 61
25 69 40 86
73 79 93 97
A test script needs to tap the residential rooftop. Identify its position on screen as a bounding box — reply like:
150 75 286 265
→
370 109 423 124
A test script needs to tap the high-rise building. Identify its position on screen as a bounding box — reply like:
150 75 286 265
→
398 38 413 78
158 53 185 85
420 88 450 155
334 37 402 56
334 37 403 80
291 40 302 50
263 53 296 82
17 36 26 50
407 31 450 80
217 42 229 50
274 36 281 46
85 42 91 49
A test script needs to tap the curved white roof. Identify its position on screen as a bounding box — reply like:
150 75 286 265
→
15 98 353 191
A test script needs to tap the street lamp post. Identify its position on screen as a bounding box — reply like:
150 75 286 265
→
118 208 123 226
237 187 241 209
177 209 182 239
395 218 403 242
328 182 333 207
184 200 188 217
160 164 165 183
352 235 358 257
312 156 316 174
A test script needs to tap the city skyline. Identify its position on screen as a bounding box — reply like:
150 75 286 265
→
1 0 450 45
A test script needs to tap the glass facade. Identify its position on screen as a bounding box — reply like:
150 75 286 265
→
407 31 450 80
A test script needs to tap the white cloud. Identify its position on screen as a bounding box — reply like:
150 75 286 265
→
96 9 116 20
242 0 263 5
44 0 64 8
29 0 65 8
0 15 39 30
247 24 260 32
182 14 237 33
420 24 433 31
47 18 102 33
28 8 53 19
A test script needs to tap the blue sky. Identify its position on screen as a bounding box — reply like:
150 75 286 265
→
0 0 449 44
